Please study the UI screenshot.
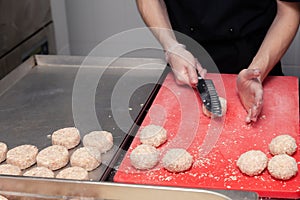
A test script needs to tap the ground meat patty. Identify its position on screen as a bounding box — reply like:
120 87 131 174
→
70 146 101 171
56 166 89 180
236 150 268 176
23 166 55 178
52 127 81 149
130 144 160 170
6 144 38 170
37 145 69 170
202 97 227 118
0 142 7 163
162 148 193 173
0 164 21 175
0 195 8 200
269 134 297 156
139 125 167 147
267 154 298 180
83 131 113 153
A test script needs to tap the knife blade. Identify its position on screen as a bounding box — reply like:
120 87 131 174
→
196 71 222 117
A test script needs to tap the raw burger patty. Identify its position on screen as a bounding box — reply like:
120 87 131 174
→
6 144 38 169
52 127 81 149
0 142 7 163
37 145 69 170
56 166 89 180
202 97 227 118
130 144 159 170
269 134 297 156
0 195 8 200
83 131 113 153
162 148 193 173
23 166 54 178
267 154 298 180
236 150 268 176
139 124 167 147
0 164 21 175
70 146 101 171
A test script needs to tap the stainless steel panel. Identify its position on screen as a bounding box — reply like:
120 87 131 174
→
0 176 258 200
0 0 52 57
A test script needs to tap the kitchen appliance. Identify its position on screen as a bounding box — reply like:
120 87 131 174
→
0 0 56 80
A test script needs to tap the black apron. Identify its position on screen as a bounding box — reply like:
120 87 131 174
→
163 0 283 75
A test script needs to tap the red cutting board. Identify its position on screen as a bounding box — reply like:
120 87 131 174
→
114 72 300 199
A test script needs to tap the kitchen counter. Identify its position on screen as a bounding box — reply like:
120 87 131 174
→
0 55 286 199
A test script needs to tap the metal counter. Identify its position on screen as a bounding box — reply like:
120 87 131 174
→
0 55 258 199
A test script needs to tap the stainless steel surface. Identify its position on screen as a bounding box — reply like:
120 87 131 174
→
0 0 56 79
0 0 52 57
0 176 258 200
0 55 165 181
0 55 259 199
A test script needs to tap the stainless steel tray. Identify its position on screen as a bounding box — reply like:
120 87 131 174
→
0 55 258 199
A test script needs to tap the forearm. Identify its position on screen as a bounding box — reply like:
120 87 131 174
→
136 0 179 50
248 1 300 81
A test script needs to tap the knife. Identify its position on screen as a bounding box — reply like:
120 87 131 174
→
196 70 222 117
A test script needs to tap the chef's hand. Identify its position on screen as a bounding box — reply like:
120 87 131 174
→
165 43 207 87
237 69 263 123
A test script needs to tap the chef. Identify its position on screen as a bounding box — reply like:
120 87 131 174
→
136 0 300 123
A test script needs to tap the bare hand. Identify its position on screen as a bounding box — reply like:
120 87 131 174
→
237 69 263 123
165 44 206 87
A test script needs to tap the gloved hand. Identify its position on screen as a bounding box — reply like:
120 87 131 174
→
237 68 263 123
165 43 207 87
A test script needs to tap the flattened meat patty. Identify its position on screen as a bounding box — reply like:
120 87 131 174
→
37 145 69 171
269 134 297 156
23 166 54 178
0 142 7 163
139 125 167 147
56 166 89 180
52 127 81 149
162 148 193 173
83 131 113 153
70 146 101 171
237 150 268 176
0 164 21 176
130 144 159 170
6 144 38 169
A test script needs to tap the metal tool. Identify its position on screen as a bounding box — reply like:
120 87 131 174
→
196 71 222 117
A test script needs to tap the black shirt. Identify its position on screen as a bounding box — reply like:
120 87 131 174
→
164 0 284 75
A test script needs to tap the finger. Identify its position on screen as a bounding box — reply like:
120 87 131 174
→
245 108 252 123
173 70 190 86
250 105 258 122
195 61 207 78
186 65 198 86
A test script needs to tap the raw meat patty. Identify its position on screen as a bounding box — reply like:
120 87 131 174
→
0 195 8 200
202 97 227 118
267 154 298 180
269 134 297 156
23 166 54 178
162 148 193 173
6 144 38 169
139 124 167 147
0 142 7 163
70 146 101 171
236 150 268 176
52 127 81 149
37 145 69 170
0 164 21 175
83 131 113 153
130 144 159 170
56 166 89 180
